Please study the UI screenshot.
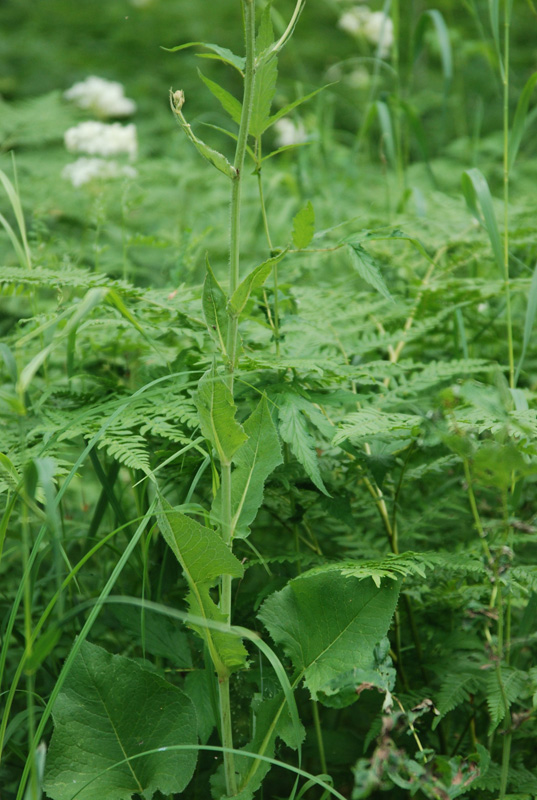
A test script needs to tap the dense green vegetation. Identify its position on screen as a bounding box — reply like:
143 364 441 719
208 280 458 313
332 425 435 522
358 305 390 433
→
1 1 537 798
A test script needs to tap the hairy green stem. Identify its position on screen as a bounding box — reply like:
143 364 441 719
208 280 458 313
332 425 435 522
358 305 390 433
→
219 2 257 795
502 4 514 388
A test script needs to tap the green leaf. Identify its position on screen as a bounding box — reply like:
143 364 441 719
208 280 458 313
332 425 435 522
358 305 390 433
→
184 670 217 744
170 92 236 179
292 201 315 249
44 641 197 800
347 243 393 300
228 250 286 318
163 41 245 73
375 100 396 170
265 85 328 131
213 396 283 540
333 409 422 446
258 569 401 700
197 69 242 126
277 391 329 495
157 497 247 674
414 10 453 88
194 366 248 465
249 5 278 138
486 667 528 734
509 71 537 169
202 256 229 356
462 168 504 275
111 606 193 668
515 261 537 384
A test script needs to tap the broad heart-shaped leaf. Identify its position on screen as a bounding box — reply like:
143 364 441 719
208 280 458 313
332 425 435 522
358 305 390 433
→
292 201 315 249
194 366 247 465
44 641 197 800
212 396 283 540
258 570 401 701
157 497 247 675
197 69 242 126
228 250 286 318
202 257 229 356
276 391 329 495
346 242 392 300
249 4 278 138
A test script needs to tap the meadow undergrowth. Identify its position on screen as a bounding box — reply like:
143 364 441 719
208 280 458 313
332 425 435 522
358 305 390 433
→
1 1 537 799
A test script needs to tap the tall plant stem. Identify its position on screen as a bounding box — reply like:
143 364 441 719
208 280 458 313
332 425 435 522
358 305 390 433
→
226 0 257 379
502 3 514 388
219 2 257 795
255 138 281 354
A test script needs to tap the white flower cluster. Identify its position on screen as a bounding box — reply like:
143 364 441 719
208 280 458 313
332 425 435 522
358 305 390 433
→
64 121 138 159
62 158 138 188
64 76 136 118
338 7 394 57
62 78 138 188
273 118 308 147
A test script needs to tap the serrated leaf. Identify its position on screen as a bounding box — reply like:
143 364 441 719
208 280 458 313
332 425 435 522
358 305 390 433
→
157 497 247 674
202 257 229 356
277 392 329 495
163 41 245 73
213 396 283 540
197 69 242 126
292 201 315 249
44 641 197 800
228 250 286 317
333 409 422 446
486 667 528 734
258 570 401 700
194 366 247 465
347 243 392 300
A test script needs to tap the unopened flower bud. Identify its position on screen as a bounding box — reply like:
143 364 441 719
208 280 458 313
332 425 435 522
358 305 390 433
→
172 89 185 110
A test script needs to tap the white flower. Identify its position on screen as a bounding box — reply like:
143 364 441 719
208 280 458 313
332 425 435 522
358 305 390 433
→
338 6 393 57
346 66 370 88
477 302 489 314
273 118 308 147
64 76 136 118
64 121 138 159
62 158 138 188
338 7 370 36
364 11 393 56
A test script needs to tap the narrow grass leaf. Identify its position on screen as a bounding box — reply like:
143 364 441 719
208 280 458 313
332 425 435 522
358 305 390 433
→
462 168 504 274
515 261 537 384
375 100 396 170
414 10 453 89
292 202 315 249
508 71 537 169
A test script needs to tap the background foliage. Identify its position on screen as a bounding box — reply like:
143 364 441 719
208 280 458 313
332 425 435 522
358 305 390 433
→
1 1 537 799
